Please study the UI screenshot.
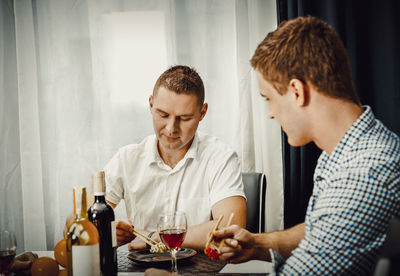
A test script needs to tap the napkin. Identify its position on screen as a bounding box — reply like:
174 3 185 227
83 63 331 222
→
219 260 273 273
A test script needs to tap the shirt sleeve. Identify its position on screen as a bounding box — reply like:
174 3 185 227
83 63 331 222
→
270 249 285 274
103 149 125 205
209 151 246 207
275 165 398 275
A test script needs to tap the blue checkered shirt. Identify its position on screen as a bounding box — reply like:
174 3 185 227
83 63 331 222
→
272 106 400 275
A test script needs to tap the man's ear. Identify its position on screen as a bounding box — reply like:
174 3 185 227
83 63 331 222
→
149 95 153 109
200 103 208 121
289 79 307 106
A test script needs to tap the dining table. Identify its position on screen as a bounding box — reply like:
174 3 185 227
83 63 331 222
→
33 245 272 276
118 247 271 276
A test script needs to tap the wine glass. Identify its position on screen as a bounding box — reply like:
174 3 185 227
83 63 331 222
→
0 230 17 276
158 211 187 274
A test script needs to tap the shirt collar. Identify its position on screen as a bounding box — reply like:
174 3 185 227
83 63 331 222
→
145 133 200 167
145 135 161 166
184 132 199 160
315 105 375 175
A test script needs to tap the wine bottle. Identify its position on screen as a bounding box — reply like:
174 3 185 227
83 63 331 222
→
88 171 117 276
65 186 100 276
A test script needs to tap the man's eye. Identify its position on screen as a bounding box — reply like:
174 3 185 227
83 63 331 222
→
181 118 192 121
159 114 168 118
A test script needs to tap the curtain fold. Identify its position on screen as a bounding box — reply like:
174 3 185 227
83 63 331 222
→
0 0 26 253
14 0 47 251
1 0 283 251
239 0 283 232
278 0 400 228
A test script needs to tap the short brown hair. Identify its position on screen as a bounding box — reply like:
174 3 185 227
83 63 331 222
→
153 65 205 107
251 16 360 104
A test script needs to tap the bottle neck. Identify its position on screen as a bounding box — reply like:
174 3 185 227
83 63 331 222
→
81 189 88 219
74 186 88 220
94 193 106 203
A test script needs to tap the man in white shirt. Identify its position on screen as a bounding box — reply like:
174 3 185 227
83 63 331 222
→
107 65 246 250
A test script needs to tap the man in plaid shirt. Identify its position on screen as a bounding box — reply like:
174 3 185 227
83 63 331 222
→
211 16 400 275
144 15 399 276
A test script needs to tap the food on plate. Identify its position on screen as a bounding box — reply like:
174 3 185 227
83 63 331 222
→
150 242 167 253
132 229 167 253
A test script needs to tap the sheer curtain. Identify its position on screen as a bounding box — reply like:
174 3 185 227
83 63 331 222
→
0 0 282 252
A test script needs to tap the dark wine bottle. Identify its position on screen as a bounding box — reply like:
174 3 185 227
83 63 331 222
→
88 171 117 276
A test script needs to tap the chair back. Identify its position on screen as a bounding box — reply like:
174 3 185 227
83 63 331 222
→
242 172 267 233
373 216 400 276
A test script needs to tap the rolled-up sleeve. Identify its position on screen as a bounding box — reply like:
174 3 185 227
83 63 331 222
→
104 150 125 205
209 151 246 207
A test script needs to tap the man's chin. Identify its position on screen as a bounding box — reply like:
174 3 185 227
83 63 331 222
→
159 140 182 150
287 137 311 148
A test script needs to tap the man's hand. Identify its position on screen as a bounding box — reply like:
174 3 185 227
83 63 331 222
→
182 196 246 250
116 220 135 247
212 223 304 263
144 268 178 276
212 225 267 263
9 252 38 274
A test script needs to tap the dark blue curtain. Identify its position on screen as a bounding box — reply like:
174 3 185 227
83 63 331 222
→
278 0 400 228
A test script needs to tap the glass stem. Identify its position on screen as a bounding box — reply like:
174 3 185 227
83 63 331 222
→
170 248 178 273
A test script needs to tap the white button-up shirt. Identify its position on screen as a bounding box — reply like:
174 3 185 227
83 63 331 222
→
104 132 245 231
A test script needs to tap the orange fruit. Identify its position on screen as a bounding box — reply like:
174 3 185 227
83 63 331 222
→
31 256 59 276
58 269 68 276
54 239 67 268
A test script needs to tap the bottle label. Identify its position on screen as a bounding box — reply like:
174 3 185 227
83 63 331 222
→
72 244 100 275
111 221 117 247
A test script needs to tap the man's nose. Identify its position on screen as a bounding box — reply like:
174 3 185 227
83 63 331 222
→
165 118 179 134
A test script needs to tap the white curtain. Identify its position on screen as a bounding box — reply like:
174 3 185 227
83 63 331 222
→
0 0 282 252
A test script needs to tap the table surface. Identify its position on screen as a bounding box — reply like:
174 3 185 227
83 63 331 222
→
35 248 271 275
118 248 270 276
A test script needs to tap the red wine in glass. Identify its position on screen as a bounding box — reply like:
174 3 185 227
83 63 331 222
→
0 230 17 276
0 251 16 274
158 211 187 274
159 229 186 250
